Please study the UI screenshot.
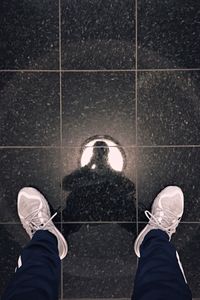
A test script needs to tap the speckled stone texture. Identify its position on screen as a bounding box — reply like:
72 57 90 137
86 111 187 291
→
0 72 60 146
138 0 200 69
174 224 200 298
0 225 29 295
0 0 200 299
137 147 200 221
0 149 61 222
0 0 59 69
61 0 135 69
62 72 136 146
137 71 200 145
63 223 136 299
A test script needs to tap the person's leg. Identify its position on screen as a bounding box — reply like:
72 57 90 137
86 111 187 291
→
2 230 60 300
132 186 192 300
1 187 68 300
132 229 192 300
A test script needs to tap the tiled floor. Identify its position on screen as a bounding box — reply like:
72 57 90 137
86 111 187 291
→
0 0 200 299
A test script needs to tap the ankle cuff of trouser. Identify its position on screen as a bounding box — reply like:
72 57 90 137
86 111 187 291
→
33 230 58 246
141 228 169 248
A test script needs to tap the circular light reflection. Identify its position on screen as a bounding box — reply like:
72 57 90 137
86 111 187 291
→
80 138 124 172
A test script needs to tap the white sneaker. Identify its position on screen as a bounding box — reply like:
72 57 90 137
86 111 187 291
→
17 187 68 260
134 186 184 258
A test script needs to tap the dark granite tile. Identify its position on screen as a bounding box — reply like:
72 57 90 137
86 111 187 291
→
137 71 200 145
0 224 62 297
0 72 60 146
61 0 135 69
63 223 137 299
138 0 200 69
0 0 59 69
0 224 28 295
137 147 200 222
0 149 61 222
61 146 136 221
62 72 135 146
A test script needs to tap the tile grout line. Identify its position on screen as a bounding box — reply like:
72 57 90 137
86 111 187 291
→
135 0 139 268
1 144 200 149
60 298 200 300
0 221 141 224
1 221 200 225
0 69 135 73
138 68 200 72
1 68 200 72
135 0 138 145
134 145 200 148
135 0 138 72
135 0 139 237
59 0 63 225
59 0 62 150
58 0 64 299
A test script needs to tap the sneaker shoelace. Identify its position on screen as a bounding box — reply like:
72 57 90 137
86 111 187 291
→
24 207 60 234
145 208 181 235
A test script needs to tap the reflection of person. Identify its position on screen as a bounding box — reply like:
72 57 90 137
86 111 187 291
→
87 141 110 169
62 141 136 221
2 186 192 300
87 141 110 170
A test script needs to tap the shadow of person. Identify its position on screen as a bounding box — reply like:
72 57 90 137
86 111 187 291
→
62 141 137 235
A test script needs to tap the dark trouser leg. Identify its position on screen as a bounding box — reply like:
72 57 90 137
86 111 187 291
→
132 229 192 300
2 230 61 300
